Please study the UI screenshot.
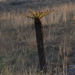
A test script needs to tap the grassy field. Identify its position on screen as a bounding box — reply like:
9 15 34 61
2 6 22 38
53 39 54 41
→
0 1 75 75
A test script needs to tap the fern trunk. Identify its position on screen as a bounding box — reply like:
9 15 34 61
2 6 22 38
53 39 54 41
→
34 18 47 73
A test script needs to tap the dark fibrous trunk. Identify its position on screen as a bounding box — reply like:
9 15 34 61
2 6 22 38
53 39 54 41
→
34 17 47 73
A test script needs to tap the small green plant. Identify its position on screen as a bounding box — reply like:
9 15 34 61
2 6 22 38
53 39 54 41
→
21 7 54 73
38 71 45 75
0 56 6 73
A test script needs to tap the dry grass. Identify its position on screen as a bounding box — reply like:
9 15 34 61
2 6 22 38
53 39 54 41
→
0 2 75 75
0 3 75 28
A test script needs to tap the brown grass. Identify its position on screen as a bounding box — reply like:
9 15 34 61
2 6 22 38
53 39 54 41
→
0 2 75 75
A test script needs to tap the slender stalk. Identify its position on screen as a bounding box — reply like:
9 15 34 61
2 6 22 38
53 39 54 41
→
34 18 47 73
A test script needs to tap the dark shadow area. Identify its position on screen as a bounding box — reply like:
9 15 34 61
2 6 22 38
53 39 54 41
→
0 0 75 12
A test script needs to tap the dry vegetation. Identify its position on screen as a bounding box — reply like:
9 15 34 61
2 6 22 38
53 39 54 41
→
0 2 75 75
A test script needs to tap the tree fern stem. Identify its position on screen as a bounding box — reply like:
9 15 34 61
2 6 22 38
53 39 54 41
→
34 17 47 73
